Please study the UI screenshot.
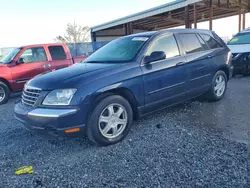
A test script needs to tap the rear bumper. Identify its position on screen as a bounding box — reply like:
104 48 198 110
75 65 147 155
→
14 101 86 136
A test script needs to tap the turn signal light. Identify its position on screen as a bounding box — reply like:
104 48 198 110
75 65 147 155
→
65 128 80 133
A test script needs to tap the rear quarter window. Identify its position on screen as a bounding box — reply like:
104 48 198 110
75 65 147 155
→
48 46 66 60
200 34 222 49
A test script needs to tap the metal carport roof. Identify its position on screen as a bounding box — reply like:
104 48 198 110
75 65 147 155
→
91 0 250 41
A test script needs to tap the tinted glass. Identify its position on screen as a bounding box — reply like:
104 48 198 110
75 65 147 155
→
20 47 47 63
197 34 209 50
179 34 204 54
48 46 66 60
85 36 148 63
228 32 250 45
145 34 179 59
1 48 21 64
201 34 222 49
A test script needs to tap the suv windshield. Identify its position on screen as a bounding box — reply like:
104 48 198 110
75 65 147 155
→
228 32 250 45
84 36 149 63
1 48 21 64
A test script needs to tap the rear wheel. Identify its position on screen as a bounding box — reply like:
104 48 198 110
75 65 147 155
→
86 95 133 146
206 70 227 101
0 81 10 105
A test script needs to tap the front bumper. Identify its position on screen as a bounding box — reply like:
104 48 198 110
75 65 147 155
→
232 55 250 75
14 101 86 136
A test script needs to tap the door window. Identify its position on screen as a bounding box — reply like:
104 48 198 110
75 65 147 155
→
145 34 180 59
48 46 66 60
178 34 204 54
201 34 222 49
20 47 47 63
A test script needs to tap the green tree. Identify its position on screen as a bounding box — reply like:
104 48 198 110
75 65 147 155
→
55 22 90 43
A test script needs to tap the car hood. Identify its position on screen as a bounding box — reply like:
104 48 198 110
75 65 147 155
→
27 63 122 90
228 44 250 53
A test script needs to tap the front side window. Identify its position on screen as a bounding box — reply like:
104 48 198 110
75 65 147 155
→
201 34 222 49
178 34 204 54
84 36 148 63
228 32 250 45
48 46 66 60
145 34 180 59
20 47 47 63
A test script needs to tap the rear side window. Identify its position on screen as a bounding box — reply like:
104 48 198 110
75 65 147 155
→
146 34 180 59
48 46 66 60
200 34 222 49
178 34 204 54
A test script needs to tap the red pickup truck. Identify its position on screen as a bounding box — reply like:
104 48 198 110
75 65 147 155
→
0 43 87 104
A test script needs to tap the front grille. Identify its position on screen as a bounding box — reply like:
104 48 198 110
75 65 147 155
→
232 53 238 58
21 87 41 107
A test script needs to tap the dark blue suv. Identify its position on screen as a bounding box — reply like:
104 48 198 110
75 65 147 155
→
14 29 233 146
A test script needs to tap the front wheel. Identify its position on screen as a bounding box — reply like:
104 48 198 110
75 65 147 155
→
0 81 10 105
86 95 133 146
206 70 227 101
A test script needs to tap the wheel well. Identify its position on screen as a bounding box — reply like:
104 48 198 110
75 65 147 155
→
0 78 12 92
218 66 229 80
92 88 139 120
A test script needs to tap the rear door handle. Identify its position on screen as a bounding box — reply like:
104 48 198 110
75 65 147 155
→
206 55 213 59
176 62 186 66
43 64 51 69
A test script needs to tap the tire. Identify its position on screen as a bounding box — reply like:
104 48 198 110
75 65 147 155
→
206 70 227 102
0 81 10 105
86 95 133 146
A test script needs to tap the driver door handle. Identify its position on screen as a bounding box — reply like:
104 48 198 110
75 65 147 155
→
176 61 186 66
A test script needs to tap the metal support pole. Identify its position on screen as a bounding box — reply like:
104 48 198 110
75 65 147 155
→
242 12 245 30
238 0 242 32
125 24 128 35
91 31 96 42
125 23 133 35
209 0 213 30
128 23 133 34
185 6 190 28
194 4 197 28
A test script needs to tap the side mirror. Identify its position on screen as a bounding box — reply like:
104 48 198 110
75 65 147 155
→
17 58 25 65
144 51 166 64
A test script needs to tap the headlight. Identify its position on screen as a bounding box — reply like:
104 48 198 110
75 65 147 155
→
43 89 77 105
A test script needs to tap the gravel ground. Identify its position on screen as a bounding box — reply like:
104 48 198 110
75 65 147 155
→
0 77 250 188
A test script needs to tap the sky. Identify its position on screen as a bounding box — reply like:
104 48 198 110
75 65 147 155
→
0 0 249 48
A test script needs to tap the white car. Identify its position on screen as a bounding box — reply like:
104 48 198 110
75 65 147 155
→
227 28 250 75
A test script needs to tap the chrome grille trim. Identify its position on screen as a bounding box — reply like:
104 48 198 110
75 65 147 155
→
22 92 38 99
21 86 42 107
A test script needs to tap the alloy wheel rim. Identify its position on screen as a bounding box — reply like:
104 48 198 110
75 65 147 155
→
0 86 5 102
98 103 128 139
214 75 226 97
